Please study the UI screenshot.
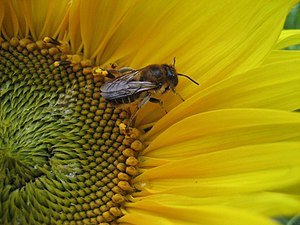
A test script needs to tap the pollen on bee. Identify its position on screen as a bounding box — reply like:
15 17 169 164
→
92 67 109 77
118 123 132 138
118 122 141 139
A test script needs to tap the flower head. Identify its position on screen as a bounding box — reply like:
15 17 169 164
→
1 1 300 225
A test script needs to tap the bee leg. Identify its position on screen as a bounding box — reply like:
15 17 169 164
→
106 73 116 79
104 69 120 79
128 94 151 126
149 98 167 114
171 88 185 101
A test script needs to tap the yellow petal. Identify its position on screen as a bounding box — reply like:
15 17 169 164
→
120 201 281 225
0 3 4 34
143 109 300 159
263 50 300 65
136 142 300 195
69 0 137 61
70 0 293 78
137 109 300 197
1 0 20 38
27 0 70 40
2 0 70 40
68 0 82 53
135 193 300 217
144 108 300 148
275 29 300 49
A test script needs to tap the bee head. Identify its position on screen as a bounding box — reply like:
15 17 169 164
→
172 58 199 86
163 64 179 88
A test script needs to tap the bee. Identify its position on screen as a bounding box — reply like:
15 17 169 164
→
100 59 199 126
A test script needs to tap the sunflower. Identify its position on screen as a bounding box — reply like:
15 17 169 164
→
1 0 300 225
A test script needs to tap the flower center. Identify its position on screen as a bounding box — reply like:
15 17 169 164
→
0 37 143 224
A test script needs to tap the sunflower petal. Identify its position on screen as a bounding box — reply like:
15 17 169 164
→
263 50 300 65
134 193 300 217
136 142 300 195
1 0 20 39
68 0 82 53
27 0 70 40
275 29 300 49
120 201 281 225
125 0 292 80
0 3 4 34
144 109 300 150
69 0 137 62
1 0 70 40
71 0 293 76
137 110 300 197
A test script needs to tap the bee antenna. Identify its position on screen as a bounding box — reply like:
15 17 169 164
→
173 57 176 67
177 74 199 85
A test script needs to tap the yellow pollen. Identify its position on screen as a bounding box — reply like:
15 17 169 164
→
93 66 109 76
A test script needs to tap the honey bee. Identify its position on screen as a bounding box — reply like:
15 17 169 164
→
100 59 199 126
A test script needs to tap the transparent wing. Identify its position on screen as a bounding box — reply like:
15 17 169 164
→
100 70 157 100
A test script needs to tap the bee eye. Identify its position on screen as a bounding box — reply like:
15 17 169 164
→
164 66 178 87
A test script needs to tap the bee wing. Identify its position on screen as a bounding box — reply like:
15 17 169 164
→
100 70 157 100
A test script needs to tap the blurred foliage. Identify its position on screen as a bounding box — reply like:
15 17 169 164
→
284 3 300 49
284 3 300 29
275 216 300 225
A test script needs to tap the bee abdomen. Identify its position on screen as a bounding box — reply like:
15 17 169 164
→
109 93 140 105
